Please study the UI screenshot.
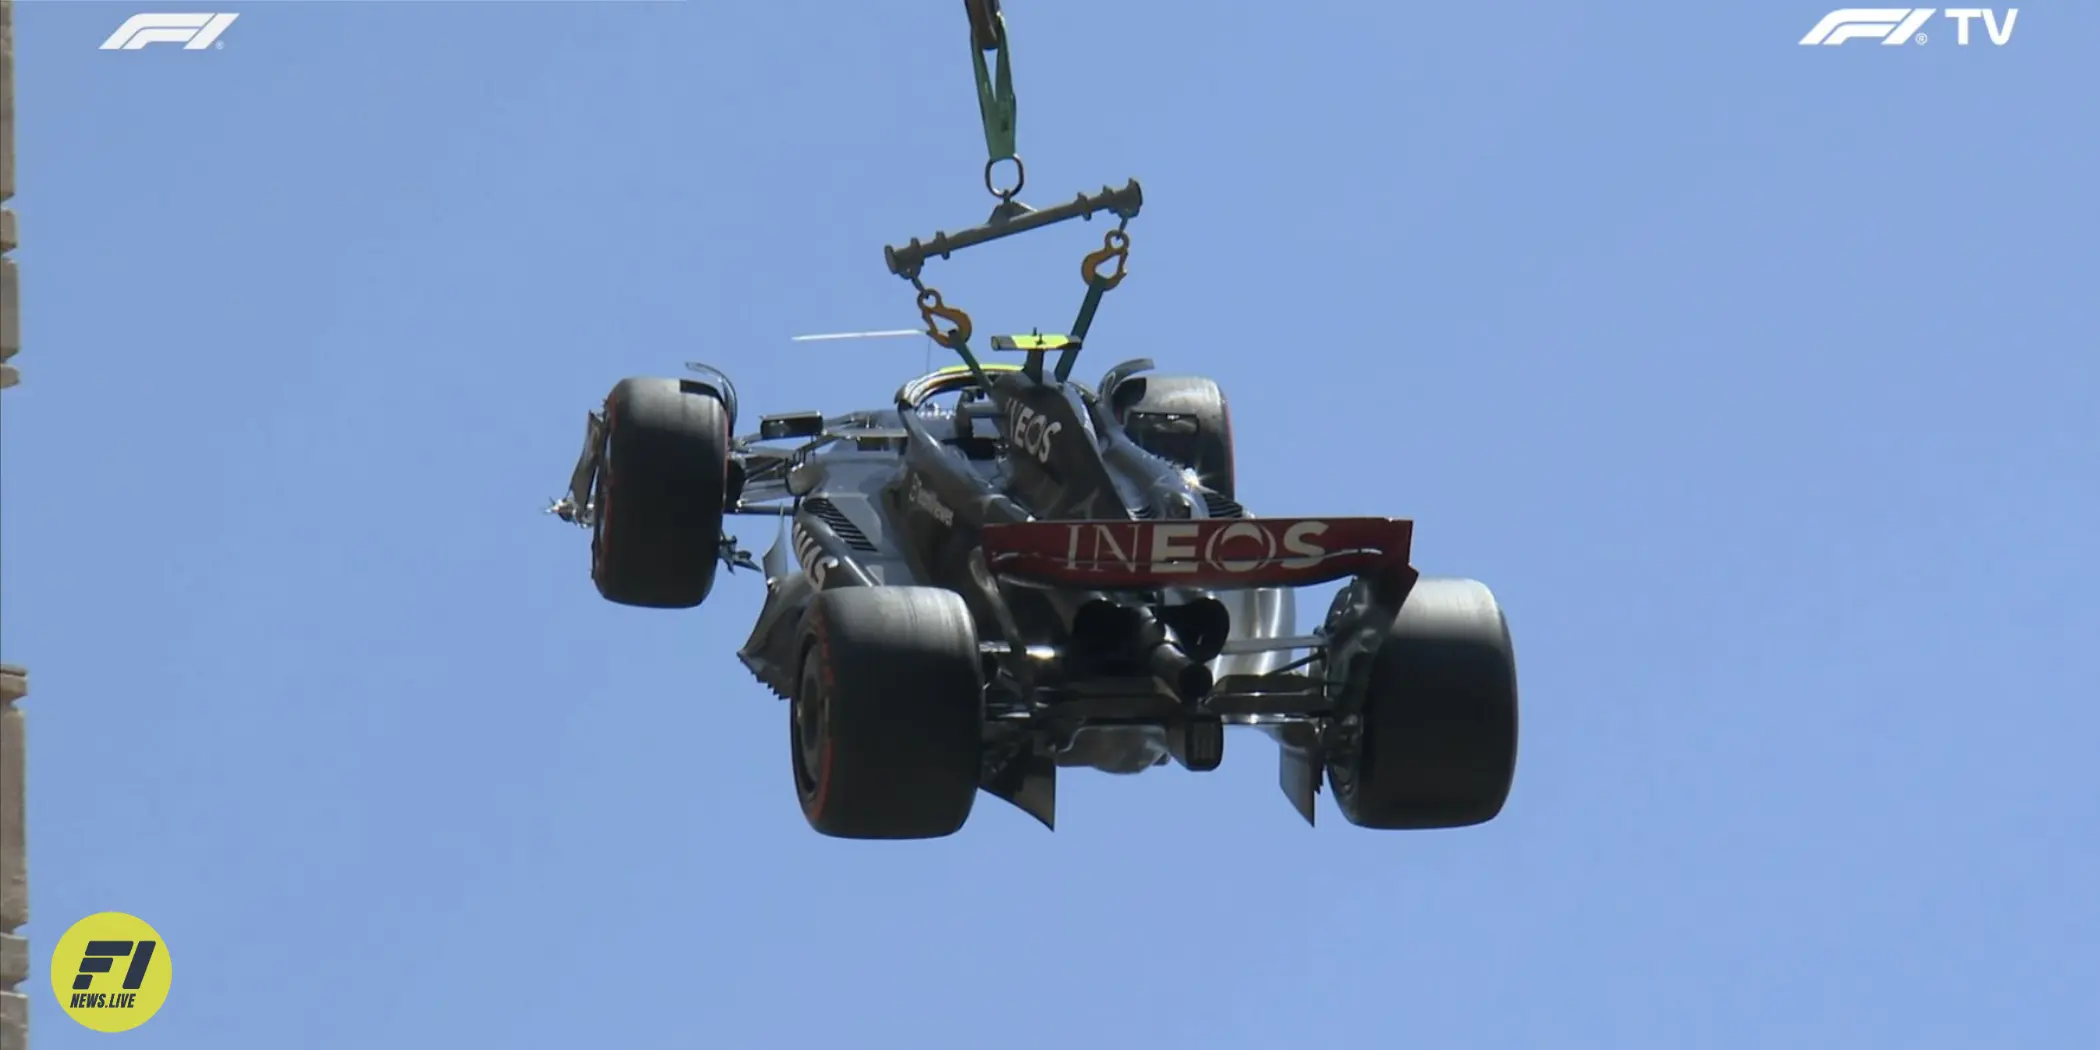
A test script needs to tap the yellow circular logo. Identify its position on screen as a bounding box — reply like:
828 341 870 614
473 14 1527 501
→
49 912 173 1033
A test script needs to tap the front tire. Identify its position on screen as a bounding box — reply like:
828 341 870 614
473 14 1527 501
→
791 587 986 839
1328 577 1519 830
591 377 730 609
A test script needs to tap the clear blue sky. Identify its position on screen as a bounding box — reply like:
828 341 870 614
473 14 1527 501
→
6 1 2096 1046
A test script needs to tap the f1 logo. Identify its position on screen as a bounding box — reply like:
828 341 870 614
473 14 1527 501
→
1799 8 1936 45
72 940 157 992
100 13 240 50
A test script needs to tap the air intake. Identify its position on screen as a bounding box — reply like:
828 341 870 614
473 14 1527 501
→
800 497 878 552
1201 491 1245 519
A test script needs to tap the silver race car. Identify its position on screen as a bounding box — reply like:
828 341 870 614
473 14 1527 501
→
550 182 1518 839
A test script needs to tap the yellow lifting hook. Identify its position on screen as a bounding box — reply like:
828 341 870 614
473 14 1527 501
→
917 288 975 349
1081 229 1131 290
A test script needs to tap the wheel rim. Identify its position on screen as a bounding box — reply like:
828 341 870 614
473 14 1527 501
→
1326 715 1366 804
791 654 829 803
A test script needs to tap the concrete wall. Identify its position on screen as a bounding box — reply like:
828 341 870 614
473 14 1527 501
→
1 2 29 1047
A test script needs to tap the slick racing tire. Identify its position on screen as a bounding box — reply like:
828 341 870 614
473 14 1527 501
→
1328 578 1519 830
791 587 986 840
1106 374 1237 500
591 377 731 609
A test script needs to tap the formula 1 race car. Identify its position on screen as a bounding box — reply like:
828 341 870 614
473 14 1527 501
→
551 168 1516 838
550 340 1520 838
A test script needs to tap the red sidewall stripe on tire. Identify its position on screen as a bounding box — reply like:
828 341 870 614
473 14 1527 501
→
592 400 619 581
802 608 838 823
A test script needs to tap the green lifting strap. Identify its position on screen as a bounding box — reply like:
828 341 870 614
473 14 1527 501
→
971 13 1018 162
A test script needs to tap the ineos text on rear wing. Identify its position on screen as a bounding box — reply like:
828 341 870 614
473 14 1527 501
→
979 517 1415 591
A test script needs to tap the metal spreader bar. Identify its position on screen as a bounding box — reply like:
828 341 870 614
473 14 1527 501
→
883 179 1144 280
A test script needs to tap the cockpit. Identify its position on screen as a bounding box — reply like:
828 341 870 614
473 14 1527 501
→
902 363 1107 464
897 363 1019 461
913 394 1004 459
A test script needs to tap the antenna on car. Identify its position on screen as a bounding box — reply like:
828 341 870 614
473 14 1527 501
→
788 330 922 342
787 328 941 373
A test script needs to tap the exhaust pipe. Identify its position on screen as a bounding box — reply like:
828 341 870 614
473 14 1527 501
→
1071 599 1214 703
1155 596 1231 664
1147 639 1213 702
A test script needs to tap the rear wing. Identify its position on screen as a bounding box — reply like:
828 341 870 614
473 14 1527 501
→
979 517 1415 591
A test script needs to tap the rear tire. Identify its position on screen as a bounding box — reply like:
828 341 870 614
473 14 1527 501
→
1328 577 1519 830
791 587 986 839
591 377 730 609
1106 374 1237 500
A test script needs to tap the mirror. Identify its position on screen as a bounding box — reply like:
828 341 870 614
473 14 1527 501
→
786 461 824 497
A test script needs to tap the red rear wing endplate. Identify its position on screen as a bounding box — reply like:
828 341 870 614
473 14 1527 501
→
979 517 1415 591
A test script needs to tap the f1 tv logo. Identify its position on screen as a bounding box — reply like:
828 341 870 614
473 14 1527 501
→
1800 8 2019 46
